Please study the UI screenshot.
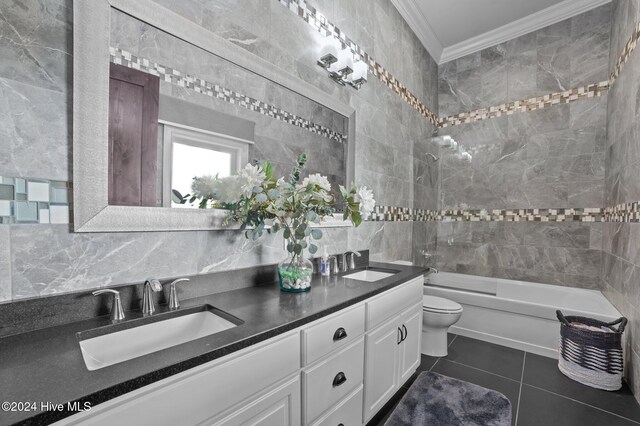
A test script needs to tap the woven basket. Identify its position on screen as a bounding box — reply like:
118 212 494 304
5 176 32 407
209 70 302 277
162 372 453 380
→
557 310 627 391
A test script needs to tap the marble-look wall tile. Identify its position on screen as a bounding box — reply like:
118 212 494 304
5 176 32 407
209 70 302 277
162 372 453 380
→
436 221 603 288
0 78 70 181
10 225 203 299
0 227 10 302
602 0 640 402
0 0 72 94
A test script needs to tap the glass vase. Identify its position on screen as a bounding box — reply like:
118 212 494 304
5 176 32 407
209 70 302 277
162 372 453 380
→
278 254 313 292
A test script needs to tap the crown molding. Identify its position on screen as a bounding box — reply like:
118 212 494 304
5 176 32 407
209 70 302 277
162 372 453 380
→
393 0 611 65
390 0 443 62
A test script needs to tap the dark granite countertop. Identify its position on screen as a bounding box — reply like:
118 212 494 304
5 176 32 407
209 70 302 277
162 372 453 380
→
0 262 426 425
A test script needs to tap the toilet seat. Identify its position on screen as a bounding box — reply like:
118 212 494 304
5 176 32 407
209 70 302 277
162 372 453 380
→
423 295 463 314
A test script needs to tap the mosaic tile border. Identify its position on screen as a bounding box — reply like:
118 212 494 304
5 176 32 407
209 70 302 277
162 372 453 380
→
276 0 439 126
110 47 347 145
610 21 640 84
2 189 637 225
0 177 71 225
365 203 640 223
438 80 610 128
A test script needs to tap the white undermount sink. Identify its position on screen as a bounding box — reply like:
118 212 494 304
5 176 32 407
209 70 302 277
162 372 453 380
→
79 306 241 371
343 269 397 282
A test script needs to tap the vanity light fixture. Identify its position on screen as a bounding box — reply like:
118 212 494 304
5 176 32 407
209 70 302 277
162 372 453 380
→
317 37 368 89
429 135 473 163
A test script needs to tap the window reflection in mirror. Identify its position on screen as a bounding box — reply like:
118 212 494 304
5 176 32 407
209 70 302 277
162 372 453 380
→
162 125 249 208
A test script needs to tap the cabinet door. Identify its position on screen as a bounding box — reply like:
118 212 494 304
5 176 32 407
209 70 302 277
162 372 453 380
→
363 315 400 422
210 375 300 426
398 304 422 386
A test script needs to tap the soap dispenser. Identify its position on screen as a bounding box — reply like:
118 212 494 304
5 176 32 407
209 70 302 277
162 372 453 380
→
321 248 330 277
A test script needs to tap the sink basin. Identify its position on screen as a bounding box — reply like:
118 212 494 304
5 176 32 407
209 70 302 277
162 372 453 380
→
343 268 398 282
78 305 242 371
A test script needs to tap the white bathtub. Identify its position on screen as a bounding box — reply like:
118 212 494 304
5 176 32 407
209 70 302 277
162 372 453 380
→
424 272 622 358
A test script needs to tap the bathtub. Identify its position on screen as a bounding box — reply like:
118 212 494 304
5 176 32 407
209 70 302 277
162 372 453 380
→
424 272 622 359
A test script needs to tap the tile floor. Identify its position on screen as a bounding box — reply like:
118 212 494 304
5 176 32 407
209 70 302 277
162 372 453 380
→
367 334 640 426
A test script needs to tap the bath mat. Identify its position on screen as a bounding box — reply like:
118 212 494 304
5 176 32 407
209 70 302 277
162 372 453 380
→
384 371 512 426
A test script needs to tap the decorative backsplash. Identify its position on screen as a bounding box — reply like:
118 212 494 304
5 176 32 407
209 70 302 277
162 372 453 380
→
0 177 71 224
110 47 347 145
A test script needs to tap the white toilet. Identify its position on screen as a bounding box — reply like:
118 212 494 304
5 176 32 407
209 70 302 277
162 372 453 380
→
422 295 463 357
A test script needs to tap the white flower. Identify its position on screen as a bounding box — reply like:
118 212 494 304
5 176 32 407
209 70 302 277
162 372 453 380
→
238 163 266 197
302 173 331 191
356 186 375 216
191 175 218 199
212 175 243 204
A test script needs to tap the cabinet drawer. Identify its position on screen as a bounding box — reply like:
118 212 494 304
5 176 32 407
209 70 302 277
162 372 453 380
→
302 338 365 424
56 332 300 426
310 385 363 426
366 277 422 330
302 304 365 365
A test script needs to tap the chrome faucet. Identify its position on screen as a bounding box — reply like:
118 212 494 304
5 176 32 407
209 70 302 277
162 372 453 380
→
341 250 362 272
142 279 162 316
167 278 189 310
92 289 125 322
329 256 339 275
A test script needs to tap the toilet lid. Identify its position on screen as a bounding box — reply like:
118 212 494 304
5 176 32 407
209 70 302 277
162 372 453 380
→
423 295 463 313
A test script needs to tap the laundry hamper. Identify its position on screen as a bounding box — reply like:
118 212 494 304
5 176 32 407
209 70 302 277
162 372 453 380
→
557 310 627 391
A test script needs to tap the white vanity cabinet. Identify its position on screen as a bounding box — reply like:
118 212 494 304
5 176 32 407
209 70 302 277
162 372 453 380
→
363 277 423 423
55 276 423 426
54 332 301 426
301 304 366 425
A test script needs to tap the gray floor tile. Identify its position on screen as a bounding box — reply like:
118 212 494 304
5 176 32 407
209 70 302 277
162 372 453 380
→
517 385 639 426
446 335 525 380
522 353 640 422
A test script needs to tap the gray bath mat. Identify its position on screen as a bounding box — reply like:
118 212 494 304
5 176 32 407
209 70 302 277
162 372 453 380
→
384 371 512 426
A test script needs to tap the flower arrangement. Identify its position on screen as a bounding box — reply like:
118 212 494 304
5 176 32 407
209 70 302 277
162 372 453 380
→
182 154 375 292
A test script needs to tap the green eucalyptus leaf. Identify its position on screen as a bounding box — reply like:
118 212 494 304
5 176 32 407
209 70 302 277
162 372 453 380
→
352 211 362 226
283 229 291 239
309 244 318 254
294 244 302 255
263 161 273 179
287 242 294 252
306 211 317 221
171 189 184 204
311 229 323 240
300 240 308 249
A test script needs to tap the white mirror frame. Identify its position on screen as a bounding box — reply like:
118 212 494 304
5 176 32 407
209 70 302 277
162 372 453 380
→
73 0 356 232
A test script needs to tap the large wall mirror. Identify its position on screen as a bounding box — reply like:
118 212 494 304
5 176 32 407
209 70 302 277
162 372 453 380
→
74 0 355 232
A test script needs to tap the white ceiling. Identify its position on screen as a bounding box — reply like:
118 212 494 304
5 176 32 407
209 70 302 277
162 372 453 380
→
391 0 612 64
